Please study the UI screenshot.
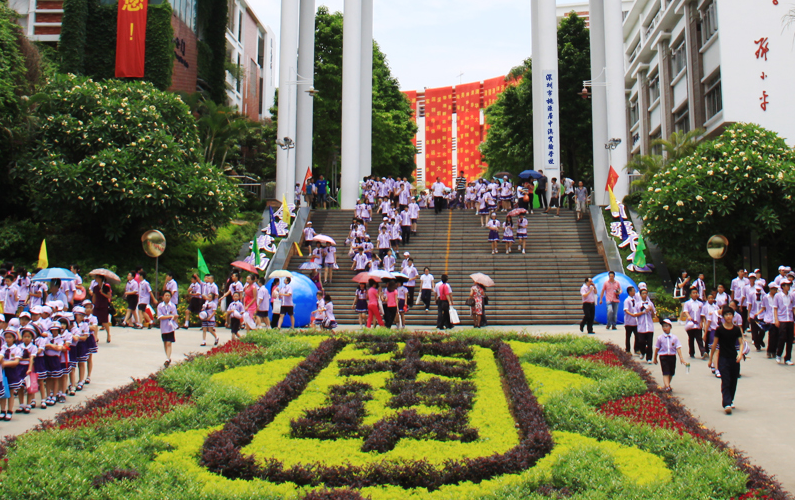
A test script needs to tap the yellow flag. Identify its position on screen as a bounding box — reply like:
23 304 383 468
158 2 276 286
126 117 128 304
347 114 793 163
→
608 186 620 214
282 194 291 226
293 242 303 257
38 239 48 269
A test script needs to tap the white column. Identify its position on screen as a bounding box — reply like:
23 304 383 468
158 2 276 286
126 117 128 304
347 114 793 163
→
531 0 560 201
340 0 362 209
589 0 609 204
275 0 299 200
295 0 316 189
604 0 629 201
359 0 374 178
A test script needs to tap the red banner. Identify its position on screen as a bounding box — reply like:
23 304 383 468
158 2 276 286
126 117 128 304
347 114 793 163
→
115 0 148 78
424 86 453 186
455 82 482 181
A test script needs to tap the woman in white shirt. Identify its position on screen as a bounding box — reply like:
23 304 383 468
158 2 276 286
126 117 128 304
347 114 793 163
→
420 268 434 311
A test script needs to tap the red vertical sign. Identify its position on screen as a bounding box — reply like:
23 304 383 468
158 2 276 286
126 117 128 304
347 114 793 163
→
455 81 482 180
424 86 453 186
115 0 148 78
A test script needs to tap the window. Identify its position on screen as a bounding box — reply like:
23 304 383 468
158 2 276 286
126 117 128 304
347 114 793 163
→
648 75 660 103
674 105 689 134
238 11 243 41
671 40 686 77
701 0 718 46
650 131 662 156
704 73 722 120
227 0 235 31
257 34 265 67
629 99 639 127
236 54 241 93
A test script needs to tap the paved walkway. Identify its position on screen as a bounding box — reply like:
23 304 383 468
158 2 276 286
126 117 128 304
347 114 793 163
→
4 323 793 495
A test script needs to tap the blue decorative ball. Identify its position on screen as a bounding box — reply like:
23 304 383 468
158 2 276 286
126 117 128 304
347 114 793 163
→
267 273 319 328
592 272 639 326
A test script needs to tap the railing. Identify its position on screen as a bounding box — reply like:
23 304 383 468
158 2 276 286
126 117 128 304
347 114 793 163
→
589 205 623 274
628 43 641 65
645 8 662 39
262 207 311 277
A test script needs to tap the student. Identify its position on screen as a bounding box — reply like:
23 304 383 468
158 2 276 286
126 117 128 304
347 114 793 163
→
544 177 560 216
715 284 729 308
682 287 707 358
69 307 90 393
91 275 113 342
579 277 597 335
157 290 178 367
478 190 492 227
400 206 412 245
352 248 369 272
277 277 295 329
636 283 656 364
409 198 420 234
762 282 779 359
321 294 337 331
773 280 794 365
622 286 639 353
57 317 73 400
352 282 368 328
396 282 408 329
694 273 707 301
226 292 245 340
33 324 49 409
122 272 141 328
420 267 434 311
164 272 179 309
136 272 152 330
653 319 686 392
377 227 391 259
383 282 399 329
82 301 99 385
701 293 720 357
435 275 454 330
575 181 589 222
516 214 528 254
303 221 316 255
366 280 385 328
3 275 18 322
201 274 219 302
502 215 514 254
222 273 243 308
402 258 418 307
255 277 270 328
709 306 744 414
382 252 396 273
200 293 219 347
486 213 501 255
43 322 66 405
184 274 204 329
1 330 21 419
312 291 326 329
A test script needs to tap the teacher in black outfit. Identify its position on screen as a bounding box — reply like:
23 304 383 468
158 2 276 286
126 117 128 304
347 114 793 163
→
709 306 744 415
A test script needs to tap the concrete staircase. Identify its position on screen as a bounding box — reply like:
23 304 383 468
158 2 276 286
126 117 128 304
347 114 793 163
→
287 208 606 327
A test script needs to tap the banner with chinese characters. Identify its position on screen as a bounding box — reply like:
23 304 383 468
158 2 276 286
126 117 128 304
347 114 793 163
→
424 86 453 186
482 76 507 135
541 70 560 179
455 81 482 180
403 90 418 178
115 0 148 78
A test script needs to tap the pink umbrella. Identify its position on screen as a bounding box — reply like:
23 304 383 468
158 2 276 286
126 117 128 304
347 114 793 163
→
508 208 528 217
314 234 336 245
352 272 380 284
231 261 258 275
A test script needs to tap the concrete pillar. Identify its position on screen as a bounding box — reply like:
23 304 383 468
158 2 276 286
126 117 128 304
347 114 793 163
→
340 0 362 209
359 0 373 179
532 0 560 202
275 0 299 200
295 0 316 190
589 0 608 203
604 0 629 201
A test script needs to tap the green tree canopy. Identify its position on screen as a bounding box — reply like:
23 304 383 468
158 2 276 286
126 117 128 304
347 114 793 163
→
480 12 592 185
639 123 795 262
17 75 241 242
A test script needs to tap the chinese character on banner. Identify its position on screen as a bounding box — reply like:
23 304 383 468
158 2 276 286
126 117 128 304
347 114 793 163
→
754 38 770 60
542 70 560 175
122 0 144 10
773 0 778 4
761 72 767 80
760 91 769 111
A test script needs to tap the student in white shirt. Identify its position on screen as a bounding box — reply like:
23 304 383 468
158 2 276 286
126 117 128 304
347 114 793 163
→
420 268 434 311
623 286 639 353
682 287 707 359
157 291 178 367
402 259 418 307
408 198 420 234
432 177 446 214
486 213 501 255
323 244 337 284
255 276 271 328
303 221 316 255
277 277 295 329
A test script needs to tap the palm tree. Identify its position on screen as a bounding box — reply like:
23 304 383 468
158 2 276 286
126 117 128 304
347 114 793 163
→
196 100 252 169
626 129 704 190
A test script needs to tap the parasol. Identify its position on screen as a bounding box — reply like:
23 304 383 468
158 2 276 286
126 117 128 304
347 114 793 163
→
314 235 336 245
298 262 322 270
519 170 543 180
268 270 293 279
391 272 410 282
352 272 380 284
31 268 76 282
470 273 495 287
230 261 258 275
508 208 528 217
89 268 122 285
493 171 514 179
368 270 395 280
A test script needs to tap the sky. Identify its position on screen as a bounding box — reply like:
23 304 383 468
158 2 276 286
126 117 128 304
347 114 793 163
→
248 0 585 92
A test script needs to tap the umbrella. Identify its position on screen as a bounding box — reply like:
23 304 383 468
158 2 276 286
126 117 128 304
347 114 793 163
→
298 262 322 270
493 171 514 179
519 170 543 180
231 261 258 275
352 272 380 284
369 270 395 280
508 208 528 217
268 270 292 279
31 268 76 282
314 234 337 245
392 272 410 282
470 273 495 287
89 268 121 285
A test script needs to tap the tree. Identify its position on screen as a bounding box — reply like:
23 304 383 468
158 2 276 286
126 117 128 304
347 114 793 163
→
627 129 704 192
480 13 593 185
16 75 241 242
638 123 795 263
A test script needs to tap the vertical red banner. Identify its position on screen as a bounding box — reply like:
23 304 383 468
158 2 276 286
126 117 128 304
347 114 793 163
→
424 86 453 186
455 81 482 180
115 0 148 78
403 90 418 179
481 76 507 173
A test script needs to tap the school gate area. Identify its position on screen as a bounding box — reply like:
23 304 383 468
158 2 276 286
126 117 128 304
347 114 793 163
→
288 209 605 326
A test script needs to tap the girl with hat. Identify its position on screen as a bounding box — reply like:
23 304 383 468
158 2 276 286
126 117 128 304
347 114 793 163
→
653 319 686 392
1 329 22 419
81 300 98 385
16 327 37 413
69 307 90 393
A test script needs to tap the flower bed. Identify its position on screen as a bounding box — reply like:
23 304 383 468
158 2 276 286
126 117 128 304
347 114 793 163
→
0 330 787 500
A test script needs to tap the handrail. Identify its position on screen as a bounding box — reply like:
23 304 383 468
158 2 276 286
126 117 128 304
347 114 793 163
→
589 205 623 274
262 207 311 277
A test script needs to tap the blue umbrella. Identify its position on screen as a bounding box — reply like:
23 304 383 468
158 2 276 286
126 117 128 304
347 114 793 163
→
31 268 76 281
519 170 543 180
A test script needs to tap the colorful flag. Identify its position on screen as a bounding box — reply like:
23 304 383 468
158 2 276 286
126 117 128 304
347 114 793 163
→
301 167 312 194
269 207 278 237
608 186 620 214
253 241 261 268
282 194 291 226
37 239 48 269
197 249 210 279
293 242 303 257
115 0 148 77
618 211 629 242
606 166 619 192
634 235 647 269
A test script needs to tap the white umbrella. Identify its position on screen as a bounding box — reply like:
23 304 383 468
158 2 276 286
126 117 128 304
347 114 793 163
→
268 270 292 279
470 273 495 287
369 270 395 280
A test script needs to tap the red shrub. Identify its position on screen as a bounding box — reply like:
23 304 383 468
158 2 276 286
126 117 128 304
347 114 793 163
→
732 491 775 500
579 350 622 367
59 379 191 430
203 340 265 358
598 392 691 436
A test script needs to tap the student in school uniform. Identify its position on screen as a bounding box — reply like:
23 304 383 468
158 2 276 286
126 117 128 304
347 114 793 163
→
694 273 707 301
396 283 408 329
33 324 49 409
544 178 561 216
122 272 141 328
255 277 270 328
1 330 22 419
636 283 657 364
701 293 720 358
200 293 219 347
377 227 391 259
352 248 369 272
709 306 745 414
164 272 179 310
389 218 401 253
773 280 795 365
277 277 295 329
69 307 89 392
622 286 639 353
184 274 204 329
502 215 514 254
715 284 729 308
400 206 412 245
321 294 338 331
352 282 368 328
225 292 245 340
3 275 18 322
420 268 434 311
516 214 528 254
402 258 418 307
303 221 316 255
486 212 501 255
382 252 396 273
409 198 420 235
762 283 779 358
43 322 65 406
157 291 178 367
744 275 765 350
653 319 686 392
683 287 707 359
222 272 244 309
81 300 99 385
